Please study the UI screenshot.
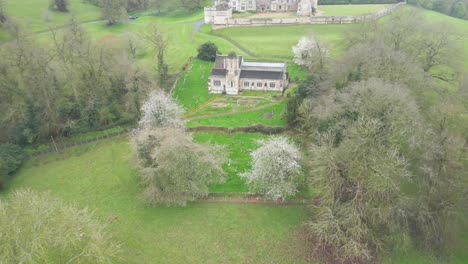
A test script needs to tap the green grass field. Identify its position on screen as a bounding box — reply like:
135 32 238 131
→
318 4 390 16
187 100 287 128
4 0 101 33
173 59 216 111
194 132 267 193
7 136 308 263
214 24 353 61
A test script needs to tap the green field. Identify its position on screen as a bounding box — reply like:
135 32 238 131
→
7 136 308 263
318 4 390 16
194 132 266 193
215 24 352 60
4 0 101 33
187 100 287 128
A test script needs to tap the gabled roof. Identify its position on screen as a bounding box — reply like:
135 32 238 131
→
239 70 284 80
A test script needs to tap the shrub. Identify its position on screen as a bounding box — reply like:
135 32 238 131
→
0 144 25 188
197 42 218 62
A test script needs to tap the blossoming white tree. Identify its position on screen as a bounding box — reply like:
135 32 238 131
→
241 137 302 201
139 91 185 129
292 34 329 73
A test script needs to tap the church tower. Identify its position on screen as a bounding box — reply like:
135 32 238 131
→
225 51 240 95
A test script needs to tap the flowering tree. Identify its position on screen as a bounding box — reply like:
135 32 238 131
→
139 91 185 129
292 35 329 73
131 128 226 206
241 137 302 201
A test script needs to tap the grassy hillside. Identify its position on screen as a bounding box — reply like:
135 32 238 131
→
6 136 308 263
4 0 101 32
215 24 352 61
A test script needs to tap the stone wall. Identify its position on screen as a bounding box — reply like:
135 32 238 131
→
212 2 405 29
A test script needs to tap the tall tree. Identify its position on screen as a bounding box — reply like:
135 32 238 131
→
142 24 169 86
50 0 69 12
101 0 127 26
0 189 120 263
305 79 424 263
0 0 6 23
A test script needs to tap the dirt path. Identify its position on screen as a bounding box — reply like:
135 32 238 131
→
199 194 312 206
184 96 284 120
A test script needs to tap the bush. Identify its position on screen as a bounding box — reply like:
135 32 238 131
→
0 144 25 188
197 42 218 62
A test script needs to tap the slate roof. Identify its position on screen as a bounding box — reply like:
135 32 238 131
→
211 69 227 76
239 70 284 80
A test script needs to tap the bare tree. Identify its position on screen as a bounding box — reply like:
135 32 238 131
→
141 24 169 85
121 31 144 59
305 79 424 263
0 0 6 23
0 189 120 263
101 0 127 26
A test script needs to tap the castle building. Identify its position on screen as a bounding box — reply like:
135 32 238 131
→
208 52 289 95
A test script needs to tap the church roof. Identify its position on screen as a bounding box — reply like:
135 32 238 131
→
210 53 285 80
240 70 284 80
241 62 286 69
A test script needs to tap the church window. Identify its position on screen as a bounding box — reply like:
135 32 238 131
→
213 80 221 86
257 82 262 87
244 81 250 87
270 82 276 88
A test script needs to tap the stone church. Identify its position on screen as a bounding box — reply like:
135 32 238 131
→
208 52 289 95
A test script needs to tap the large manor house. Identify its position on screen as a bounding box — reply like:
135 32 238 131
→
216 0 318 13
205 0 319 23
208 52 289 95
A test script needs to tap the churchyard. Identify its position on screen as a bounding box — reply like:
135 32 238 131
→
1 0 467 263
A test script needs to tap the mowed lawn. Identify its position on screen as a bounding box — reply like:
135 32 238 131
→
173 59 216 111
187 100 287 128
318 4 390 16
214 24 353 61
194 132 268 193
6 136 309 264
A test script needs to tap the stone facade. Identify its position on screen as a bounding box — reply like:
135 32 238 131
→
209 2 405 28
205 0 318 23
208 52 289 95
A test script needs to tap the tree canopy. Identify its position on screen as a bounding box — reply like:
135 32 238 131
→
0 189 120 263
